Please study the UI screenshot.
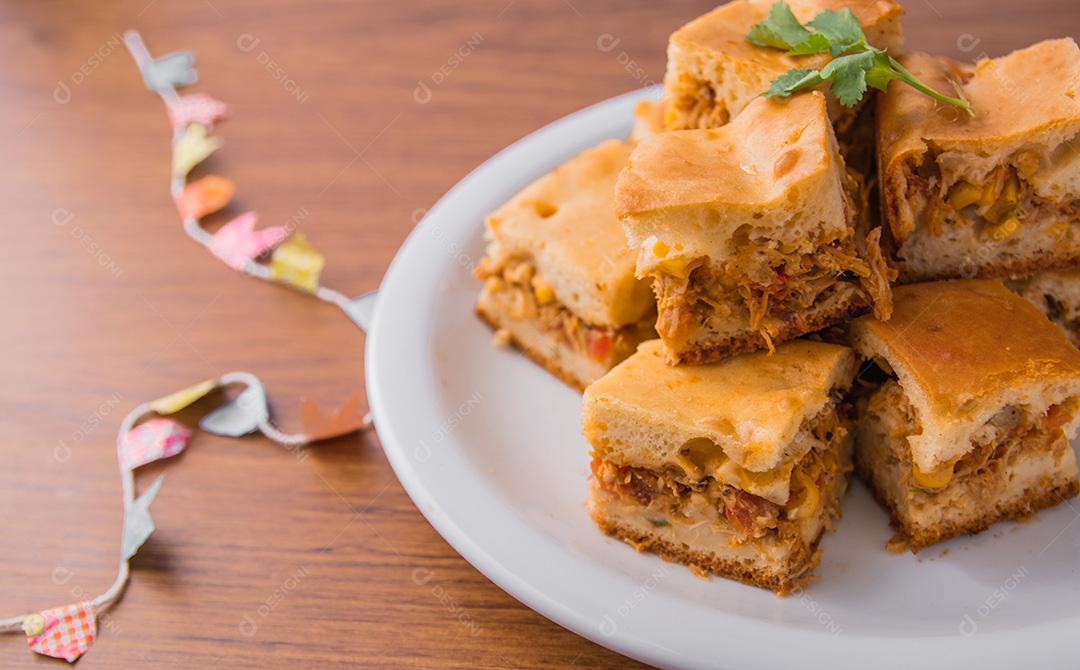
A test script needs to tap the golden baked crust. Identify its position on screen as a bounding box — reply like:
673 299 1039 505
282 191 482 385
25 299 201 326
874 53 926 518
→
617 93 841 225
664 0 904 130
584 339 855 473
851 280 1080 416
591 512 820 594
484 139 653 328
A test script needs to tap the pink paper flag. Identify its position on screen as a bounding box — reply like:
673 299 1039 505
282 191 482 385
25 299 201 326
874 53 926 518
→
167 93 228 130
23 601 97 663
120 418 192 470
209 212 289 270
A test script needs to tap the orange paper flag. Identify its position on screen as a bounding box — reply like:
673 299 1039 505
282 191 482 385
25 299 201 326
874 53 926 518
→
175 175 235 220
300 391 367 441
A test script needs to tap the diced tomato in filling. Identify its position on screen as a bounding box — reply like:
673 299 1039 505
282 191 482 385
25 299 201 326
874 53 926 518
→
586 331 613 362
617 466 654 506
720 488 777 538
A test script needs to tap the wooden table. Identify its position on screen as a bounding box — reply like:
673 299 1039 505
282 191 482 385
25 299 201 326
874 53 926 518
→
0 0 1073 666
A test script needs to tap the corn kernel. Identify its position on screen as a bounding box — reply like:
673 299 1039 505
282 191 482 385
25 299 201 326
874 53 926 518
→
651 239 670 258
986 216 1021 241
533 282 556 305
947 182 982 210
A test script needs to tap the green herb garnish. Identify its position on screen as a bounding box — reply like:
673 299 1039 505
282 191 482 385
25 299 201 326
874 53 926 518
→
747 2 973 115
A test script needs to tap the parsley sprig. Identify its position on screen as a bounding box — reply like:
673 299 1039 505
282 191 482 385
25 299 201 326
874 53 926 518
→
747 2 974 116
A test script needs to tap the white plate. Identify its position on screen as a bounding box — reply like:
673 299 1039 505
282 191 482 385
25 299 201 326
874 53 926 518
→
365 86 1080 670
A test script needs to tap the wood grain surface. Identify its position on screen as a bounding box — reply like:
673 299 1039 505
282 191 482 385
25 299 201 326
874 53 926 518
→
0 0 1075 667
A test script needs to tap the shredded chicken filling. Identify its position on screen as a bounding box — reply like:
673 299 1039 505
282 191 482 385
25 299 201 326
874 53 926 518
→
652 233 892 351
476 254 652 365
866 379 1078 495
897 154 1079 245
590 405 850 546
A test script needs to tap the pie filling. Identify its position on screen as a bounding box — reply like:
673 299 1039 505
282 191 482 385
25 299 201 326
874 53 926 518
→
863 378 1080 498
645 232 892 352
894 151 1080 252
665 72 863 136
476 253 654 367
665 73 731 130
1033 293 1080 346
1003 278 1080 347
589 404 851 556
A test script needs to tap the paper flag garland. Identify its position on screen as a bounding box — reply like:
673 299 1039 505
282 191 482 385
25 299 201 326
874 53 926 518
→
175 175 235 220
121 475 165 561
167 93 228 131
149 378 216 414
301 391 368 441
1 371 371 661
270 233 326 293
172 123 223 177
120 418 192 470
143 51 197 92
23 602 97 663
199 382 269 437
210 212 289 270
122 28 374 329
1 32 383 661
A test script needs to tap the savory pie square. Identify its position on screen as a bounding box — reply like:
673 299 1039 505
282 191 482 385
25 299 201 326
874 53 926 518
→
585 339 857 593
663 0 904 136
877 39 1080 282
616 92 892 365
850 280 1080 551
475 139 656 390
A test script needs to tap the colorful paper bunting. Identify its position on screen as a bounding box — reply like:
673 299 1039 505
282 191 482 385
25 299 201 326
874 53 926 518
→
172 123 223 177
200 382 269 437
23 602 97 663
121 475 165 561
270 233 326 293
210 212 289 270
120 418 192 470
142 50 197 92
0 33 381 662
122 29 374 330
149 379 216 414
175 175 235 220
166 93 228 131
300 391 367 441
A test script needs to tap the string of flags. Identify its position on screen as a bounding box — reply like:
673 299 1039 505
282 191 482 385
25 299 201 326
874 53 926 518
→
0 373 370 661
121 29 375 327
0 31 378 661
